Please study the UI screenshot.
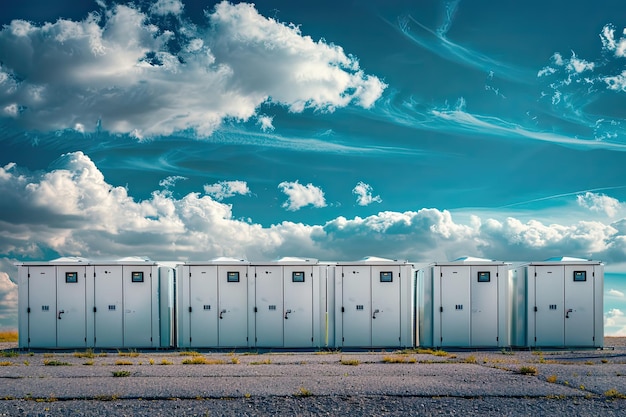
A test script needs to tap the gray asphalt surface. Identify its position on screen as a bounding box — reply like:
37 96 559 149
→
0 339 625 416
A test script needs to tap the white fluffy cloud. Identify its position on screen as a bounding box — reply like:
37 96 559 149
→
150 0 184 16
2 153 626 263
278 181 327 211
577 192 622 217
605 308 626 337
352 182 382 206
204 180 251 201
0 1 386 138
0 271 17 330
608 289 625 297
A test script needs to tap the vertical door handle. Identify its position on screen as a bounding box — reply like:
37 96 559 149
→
565 308 573 319
284 309 292 319
219 309 227 319
57 310 65 320
372 309 380 319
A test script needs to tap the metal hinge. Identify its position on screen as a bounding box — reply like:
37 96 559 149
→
254 307 258 313
341 307 345 313
93 307 97 313
440 307 443 312
27 307 31 313
189 307 192 313
534 306 538 312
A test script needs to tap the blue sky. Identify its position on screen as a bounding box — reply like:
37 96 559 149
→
0 0 625 334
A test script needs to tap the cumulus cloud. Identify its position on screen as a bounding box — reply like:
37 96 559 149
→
2 151 626 264
0 1 386 138
150 0 184 16
0 152 328 261
577 192 622 217
352 182 382 206
278 181 326 211
204 180 251 201
608 289 625 297
0 270 17 331
605 308 626 337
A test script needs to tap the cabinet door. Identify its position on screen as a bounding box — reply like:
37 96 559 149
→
564 265 595 346
371 266 401 347
283 266 314 348
341 265 371 347
27 267 57 348
440 266 470 347
123 266 153 347
254 266 283 347
534 265 564 347
94 265 123 348
189 265 218 347
218 266 249 347
56 266 87 348
470 266 499 347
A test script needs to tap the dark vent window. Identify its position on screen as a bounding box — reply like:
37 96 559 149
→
131 272 144 282
380 271 393 282
477 271 490 282
573 271 586 282
65 272 78 283
292 271 305 282
227 271 240 282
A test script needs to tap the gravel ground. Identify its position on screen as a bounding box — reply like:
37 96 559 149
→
0 338 624 416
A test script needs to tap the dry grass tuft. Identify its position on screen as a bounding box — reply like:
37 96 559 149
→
519 366 538 375
0 331 18 343
182 357 225 365
382 355 416 364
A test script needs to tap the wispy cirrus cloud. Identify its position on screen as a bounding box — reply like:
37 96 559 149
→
390 5 531 83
